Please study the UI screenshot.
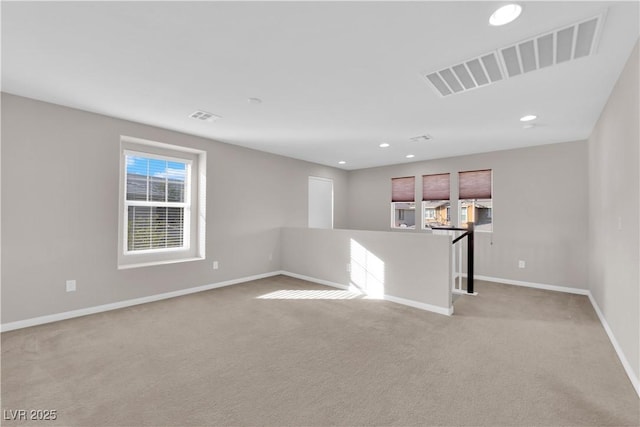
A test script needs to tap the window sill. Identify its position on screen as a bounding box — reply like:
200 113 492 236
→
118 256 204 270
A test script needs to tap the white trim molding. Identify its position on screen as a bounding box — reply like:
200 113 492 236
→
465 273 590 295
469 274 638 397
588 293 640 398
1 271 281 333
279 271 350 291
280 271 453 316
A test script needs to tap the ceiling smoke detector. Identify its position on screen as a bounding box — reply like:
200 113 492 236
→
410 135 432 143
189 110 221 122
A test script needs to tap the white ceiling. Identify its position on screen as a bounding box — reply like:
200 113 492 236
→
2 1 639 170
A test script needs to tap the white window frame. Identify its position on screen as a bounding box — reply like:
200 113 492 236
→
458 170 493 233
118 136 206 269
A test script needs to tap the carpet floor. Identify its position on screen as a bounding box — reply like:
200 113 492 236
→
2 275 639 426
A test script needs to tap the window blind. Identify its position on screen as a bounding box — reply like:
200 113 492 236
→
459 169 492 199
391 176 415 202
422 173 450 201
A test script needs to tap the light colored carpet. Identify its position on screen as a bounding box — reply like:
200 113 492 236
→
2 275 638 426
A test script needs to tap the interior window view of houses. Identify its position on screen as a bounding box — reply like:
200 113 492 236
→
2 2 639 426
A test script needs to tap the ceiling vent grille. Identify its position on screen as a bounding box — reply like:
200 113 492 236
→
425 13 604 97
189 110 221 122
410 135 432 142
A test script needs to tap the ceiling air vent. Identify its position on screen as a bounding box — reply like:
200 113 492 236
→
500 15 602 78
410 135 432 142
424 13 604 97
189 110 221 122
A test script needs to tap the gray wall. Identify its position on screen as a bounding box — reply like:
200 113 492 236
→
1 93 348 323
588 41 639 382
281 227 452 311
347 141 589 289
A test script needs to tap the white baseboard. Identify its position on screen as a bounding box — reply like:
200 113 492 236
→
280 271 453 316
465 274 590 295
587 293 640 398
3 269 634 397
383 294 454 316
278 271 350 290
453 289 478 296
466 273 638 398
1 271 282 333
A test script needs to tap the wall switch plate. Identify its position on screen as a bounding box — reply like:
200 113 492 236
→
518 260 526 269
213 261 219 270
66 280 76 292
346 263 351 272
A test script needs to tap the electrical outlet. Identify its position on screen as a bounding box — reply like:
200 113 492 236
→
66 280 76 292
518 260 526 269
213 261 219 270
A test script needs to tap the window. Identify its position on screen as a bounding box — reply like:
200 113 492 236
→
422 173 451 229
125 155 188 252
118 136 206 269
391 176 415 229
458 169 492 232
460 204 468 223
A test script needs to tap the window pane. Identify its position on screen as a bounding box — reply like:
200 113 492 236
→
391 202 416 228
126 156 149 201
151 206 168 248
167 182 184 203
167 162 186 202
150 176 166 202
128 206 185 251
166 207 184 247
126 155 187 203
423 201 450 228
128 206 151 251
459 199 492 231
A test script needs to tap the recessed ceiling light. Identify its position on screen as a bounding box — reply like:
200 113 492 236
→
520 114 537 122
338 160 346 165
406 154 415 159
379 143 390 148
248 97 262 104
489 4 522 26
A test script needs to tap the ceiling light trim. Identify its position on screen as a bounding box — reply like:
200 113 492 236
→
489 4 523 27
